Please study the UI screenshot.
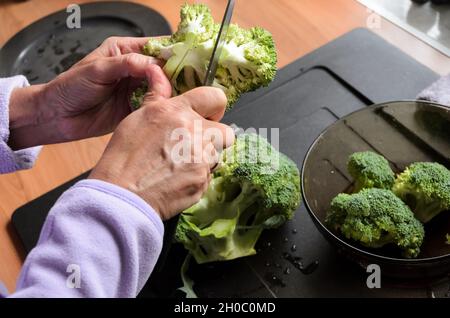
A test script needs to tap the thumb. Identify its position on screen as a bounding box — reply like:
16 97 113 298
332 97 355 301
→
143 64 172 104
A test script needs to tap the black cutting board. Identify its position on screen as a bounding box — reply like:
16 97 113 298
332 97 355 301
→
0 1 172 84
11 28 449 297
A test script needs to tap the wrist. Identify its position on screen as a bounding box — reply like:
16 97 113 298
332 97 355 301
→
8 84 59 149
88 165 164 220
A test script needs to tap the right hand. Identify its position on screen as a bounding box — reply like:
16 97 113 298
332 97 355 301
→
89 64 235 220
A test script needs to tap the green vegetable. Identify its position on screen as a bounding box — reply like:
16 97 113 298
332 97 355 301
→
326 188 425 258
177 254 197 298
175 133 301 264
392 162 450 223
347 151 395 193
130 83 148 111
446 234 450 245
135 3 277 110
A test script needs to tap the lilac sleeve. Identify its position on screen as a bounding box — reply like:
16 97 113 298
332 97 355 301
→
8 179 164 298
0 76 41 173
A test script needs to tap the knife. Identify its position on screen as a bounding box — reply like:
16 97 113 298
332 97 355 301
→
151 0 236 277
204 0 236 86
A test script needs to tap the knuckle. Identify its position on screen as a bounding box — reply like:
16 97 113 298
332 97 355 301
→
88 60 105 75
175 116 192 129
103 36 118 46
123 52 140 66
173 94 192 109
192 191 204 202
141 101 162 119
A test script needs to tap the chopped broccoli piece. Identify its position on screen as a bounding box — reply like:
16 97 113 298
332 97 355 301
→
326 188 425 258
392 162 450 223
135 3 277 110
175 133 301 264
347 151 395 193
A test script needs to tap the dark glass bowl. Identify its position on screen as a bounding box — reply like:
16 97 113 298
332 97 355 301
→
301 101 450 281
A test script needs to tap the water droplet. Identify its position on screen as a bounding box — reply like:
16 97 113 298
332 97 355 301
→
283 252 317 275
284 267 291 275
302 260 319 275
275 263 281 269
291 244 297 252
283 237 289 242
53 46 64 55
292 229 297 234
265 273 286 287
266 242 271 248
265 262 271 267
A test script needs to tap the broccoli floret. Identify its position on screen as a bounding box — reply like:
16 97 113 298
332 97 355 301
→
130 83 148 111
326 188 425 258
176 133 301 264
347 151 395 193
392 162 450 223
135 3 277 110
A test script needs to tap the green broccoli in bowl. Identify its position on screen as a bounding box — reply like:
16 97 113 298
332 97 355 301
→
347 151 395 193
392 162 450 223
326 188 425 258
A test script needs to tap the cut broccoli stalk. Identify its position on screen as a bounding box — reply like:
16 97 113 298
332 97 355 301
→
133 3 277 110
392 162 450 223
176 133 301 264
326 188 425 258
177 254 197 298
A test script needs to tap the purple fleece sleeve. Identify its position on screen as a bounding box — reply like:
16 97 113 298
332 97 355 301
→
9 179 164 298
417 74 450 106
0 76 41 173
0 76 164 297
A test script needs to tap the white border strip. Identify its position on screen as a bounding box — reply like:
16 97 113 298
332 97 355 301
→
358 0 450 57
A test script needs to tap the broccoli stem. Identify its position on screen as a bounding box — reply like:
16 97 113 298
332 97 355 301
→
229 182 260 219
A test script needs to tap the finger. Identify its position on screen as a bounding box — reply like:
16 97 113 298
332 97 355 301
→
204 121 236 150
173 87 227 121
202 143 219 169
77 36 170 66
83 53 162 84
100 36 171 55
143 64 172 101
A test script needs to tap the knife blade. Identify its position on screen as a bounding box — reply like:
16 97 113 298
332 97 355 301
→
204 0 236 86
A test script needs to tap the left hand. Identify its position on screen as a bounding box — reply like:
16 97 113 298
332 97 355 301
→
9 37 162 149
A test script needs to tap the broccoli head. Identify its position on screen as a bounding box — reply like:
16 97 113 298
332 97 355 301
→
347 151 395 193
176 133 301 264
133 3 277 110
392 162 450 223
326 188 424 258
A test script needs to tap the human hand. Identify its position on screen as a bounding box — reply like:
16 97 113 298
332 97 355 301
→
9 37 160 149
89 64 235 220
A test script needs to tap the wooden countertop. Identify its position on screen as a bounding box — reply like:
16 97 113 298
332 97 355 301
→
0 0 448 293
